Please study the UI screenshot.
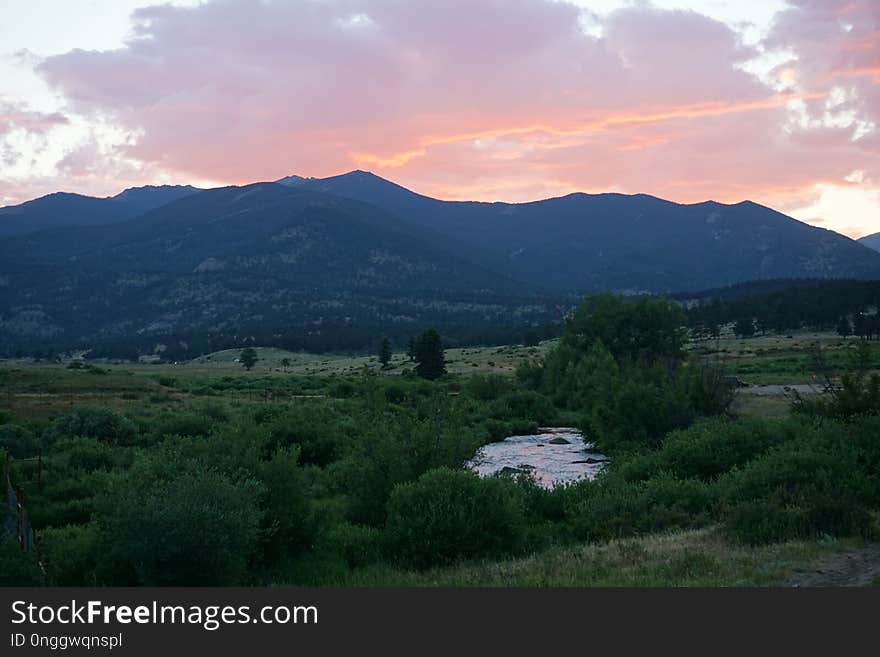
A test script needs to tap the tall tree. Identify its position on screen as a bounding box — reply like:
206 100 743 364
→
562 293 686 364
414 329 446 380
379 337 392 369
240 347 258 371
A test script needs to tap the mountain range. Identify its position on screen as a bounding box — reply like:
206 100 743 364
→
1 172 879 354
281 171 880 293
860 232 880 252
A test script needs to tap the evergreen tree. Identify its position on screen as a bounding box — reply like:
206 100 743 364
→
853 313 868 340
414 329 446 380
836 315 852 338
379 337 392 369
240 347 258 371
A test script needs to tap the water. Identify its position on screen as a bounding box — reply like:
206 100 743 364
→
469 427 607 489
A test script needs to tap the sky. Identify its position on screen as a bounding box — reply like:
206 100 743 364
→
0 0 878 239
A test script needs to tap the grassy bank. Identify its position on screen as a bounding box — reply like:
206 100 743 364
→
340 527 871 587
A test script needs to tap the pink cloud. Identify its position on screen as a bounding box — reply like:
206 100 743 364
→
15 0 879 237
0 101 67 135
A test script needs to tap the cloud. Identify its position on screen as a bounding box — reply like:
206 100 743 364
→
0 100 67 135
12 0 879 237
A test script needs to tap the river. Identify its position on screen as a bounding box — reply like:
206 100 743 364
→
469 427 607 488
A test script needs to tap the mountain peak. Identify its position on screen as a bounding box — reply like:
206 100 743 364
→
334 169 388 182
275 174 308 186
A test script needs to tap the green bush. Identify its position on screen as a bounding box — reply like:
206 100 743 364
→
0 539 43 585
489 390 555 424
338 405 483 526
382 382 408 405
658 417 796 481
331 381 357 399
41 524 100 586
49 437 117 474
465 374 515 401
265 404 353 466
321 522 385 569
515 359 543 390
150 412 216 439
258 447 314 562
718 445 874 544
43 407 138 447
0 424 39 458
97 470 265 585
386 468 526 568
568 474 712 541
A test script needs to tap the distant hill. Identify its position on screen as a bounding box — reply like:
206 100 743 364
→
860 232 880 252
283 171 880 293
3 170 879 355
0 183 554 352
0 185 200 236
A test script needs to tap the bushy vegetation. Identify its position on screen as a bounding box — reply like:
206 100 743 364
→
525 294 733 452
2 292 879 586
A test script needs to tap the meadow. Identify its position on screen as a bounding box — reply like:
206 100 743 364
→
2 296 879 587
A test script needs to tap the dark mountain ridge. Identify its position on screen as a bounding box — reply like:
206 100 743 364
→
2 171 879 355
282 171 880 293
0 184 201 236
0 182 554 352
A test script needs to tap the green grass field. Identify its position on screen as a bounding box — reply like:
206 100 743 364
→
690 330 879 385
3 330 875 423
3 326 879 588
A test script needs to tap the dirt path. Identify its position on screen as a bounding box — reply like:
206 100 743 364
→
786 544 880 587
744 384 824 396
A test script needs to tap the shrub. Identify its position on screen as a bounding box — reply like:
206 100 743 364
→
382 382 407 405
258 447 314 562
385 468 526 568
42 407 138 447
41 524 100 586
489 390 555 424
515 359 543 390
97 470 264 585
321 523 385 569
658 417 796 481
151 412 215 439
568 474 712 541
0 540 43 585
465 374 514 401
0 424 39 458
718 445 874 544
331 381 356 399
49 437 117 474
26 473 105 529
265 405 352 466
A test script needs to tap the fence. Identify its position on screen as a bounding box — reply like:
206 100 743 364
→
4 454 35 552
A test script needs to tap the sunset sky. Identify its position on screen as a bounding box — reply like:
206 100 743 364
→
0 0 878 238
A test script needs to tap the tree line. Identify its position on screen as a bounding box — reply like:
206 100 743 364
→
683 279 880 339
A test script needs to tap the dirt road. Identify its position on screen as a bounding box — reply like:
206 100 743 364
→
786 544 880 587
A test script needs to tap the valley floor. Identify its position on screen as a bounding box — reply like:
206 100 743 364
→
2 326 878 587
